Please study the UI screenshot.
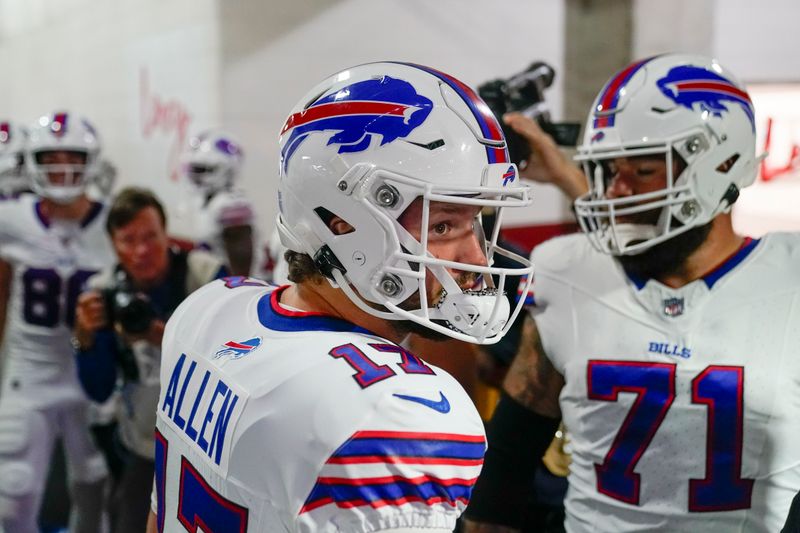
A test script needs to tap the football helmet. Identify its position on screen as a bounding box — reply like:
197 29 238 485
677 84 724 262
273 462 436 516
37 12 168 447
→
0 120 28 194
574 53 760 255
277 62 534 345
26 112 101 204
182 129 243 194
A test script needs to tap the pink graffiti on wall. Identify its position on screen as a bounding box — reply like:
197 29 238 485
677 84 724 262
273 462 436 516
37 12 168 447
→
140 67 193 181
760 116 800 182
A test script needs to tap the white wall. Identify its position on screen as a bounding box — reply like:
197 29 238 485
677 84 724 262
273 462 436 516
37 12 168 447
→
712 0 800 83
633 0 715 59
634 0 800 83
0 0 222 237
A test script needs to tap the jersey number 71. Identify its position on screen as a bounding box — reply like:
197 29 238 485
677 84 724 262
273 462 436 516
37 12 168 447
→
587 360 753 512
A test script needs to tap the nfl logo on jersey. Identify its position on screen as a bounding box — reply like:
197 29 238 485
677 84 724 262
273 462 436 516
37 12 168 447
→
662 297 685 317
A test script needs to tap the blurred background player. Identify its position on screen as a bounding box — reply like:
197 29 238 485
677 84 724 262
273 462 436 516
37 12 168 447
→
0 120 31 199
182 129 256 276
146 61 534 533
465 53 800 532
0 111 113 532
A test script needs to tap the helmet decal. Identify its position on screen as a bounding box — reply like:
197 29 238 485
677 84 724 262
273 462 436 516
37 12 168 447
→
401 62 509 164
593 58 653 129
215 137 242 157
502 165 516 186
280 76 434 172
51 112 69 137
656 65 755 131
0 122 10 144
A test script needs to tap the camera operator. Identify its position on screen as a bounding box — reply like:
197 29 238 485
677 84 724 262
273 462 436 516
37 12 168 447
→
72 187 228 533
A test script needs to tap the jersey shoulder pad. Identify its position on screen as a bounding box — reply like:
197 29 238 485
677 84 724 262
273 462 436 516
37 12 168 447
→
531 232 594 275
163 277 272 353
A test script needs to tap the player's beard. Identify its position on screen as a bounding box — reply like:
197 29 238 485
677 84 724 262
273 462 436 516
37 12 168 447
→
616 219 713 280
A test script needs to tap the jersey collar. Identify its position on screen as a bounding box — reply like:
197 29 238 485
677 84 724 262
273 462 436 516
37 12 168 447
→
257 285 376 335
626 237 760 290
34 199 103 229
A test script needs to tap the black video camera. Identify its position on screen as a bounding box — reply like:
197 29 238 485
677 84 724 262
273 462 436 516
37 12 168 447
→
478 61 581 166
102 271 157 335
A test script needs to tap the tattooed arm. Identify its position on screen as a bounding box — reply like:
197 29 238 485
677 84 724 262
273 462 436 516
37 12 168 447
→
462 314 564 532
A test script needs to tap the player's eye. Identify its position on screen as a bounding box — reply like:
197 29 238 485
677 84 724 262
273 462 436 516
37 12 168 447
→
431 222 450 236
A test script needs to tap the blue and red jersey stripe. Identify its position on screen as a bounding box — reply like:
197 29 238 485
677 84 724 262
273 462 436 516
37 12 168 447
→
325 430 485 465
301 473 477 513
301 430 484 514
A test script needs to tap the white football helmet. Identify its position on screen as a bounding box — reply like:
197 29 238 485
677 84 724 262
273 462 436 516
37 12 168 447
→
277 62 534 345
0 120 28 194
182 129 243 194
574 53 760 255
26 112 101 204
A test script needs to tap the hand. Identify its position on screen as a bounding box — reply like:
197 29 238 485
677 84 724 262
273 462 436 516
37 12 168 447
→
115 318 166 348
503 112 589 201
74 290 108 349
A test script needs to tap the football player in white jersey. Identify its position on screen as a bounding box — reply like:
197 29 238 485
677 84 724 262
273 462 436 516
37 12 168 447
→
465 53 800 533
0 112 114 532
145 62 535 533
182 129 256 276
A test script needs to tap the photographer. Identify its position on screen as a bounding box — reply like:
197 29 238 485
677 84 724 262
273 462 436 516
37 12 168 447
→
72 187 227 533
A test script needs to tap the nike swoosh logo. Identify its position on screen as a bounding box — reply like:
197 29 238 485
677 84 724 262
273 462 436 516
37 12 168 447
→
393 391 451 413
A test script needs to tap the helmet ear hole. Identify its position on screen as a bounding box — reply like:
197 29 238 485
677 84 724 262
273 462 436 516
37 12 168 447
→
313 207 355 236
716 153 740 174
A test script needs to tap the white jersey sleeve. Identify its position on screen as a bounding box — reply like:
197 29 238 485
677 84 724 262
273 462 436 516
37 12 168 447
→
154 278 485 532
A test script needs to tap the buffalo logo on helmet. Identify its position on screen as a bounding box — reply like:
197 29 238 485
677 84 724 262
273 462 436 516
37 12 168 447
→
656 65 755 131
214 137 241 157
502 165 516 186
280 76 433 171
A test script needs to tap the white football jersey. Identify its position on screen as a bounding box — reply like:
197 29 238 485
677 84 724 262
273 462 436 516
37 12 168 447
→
194 189 255 259
154 278 486 532
0 195 114 368
529 232 800 533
